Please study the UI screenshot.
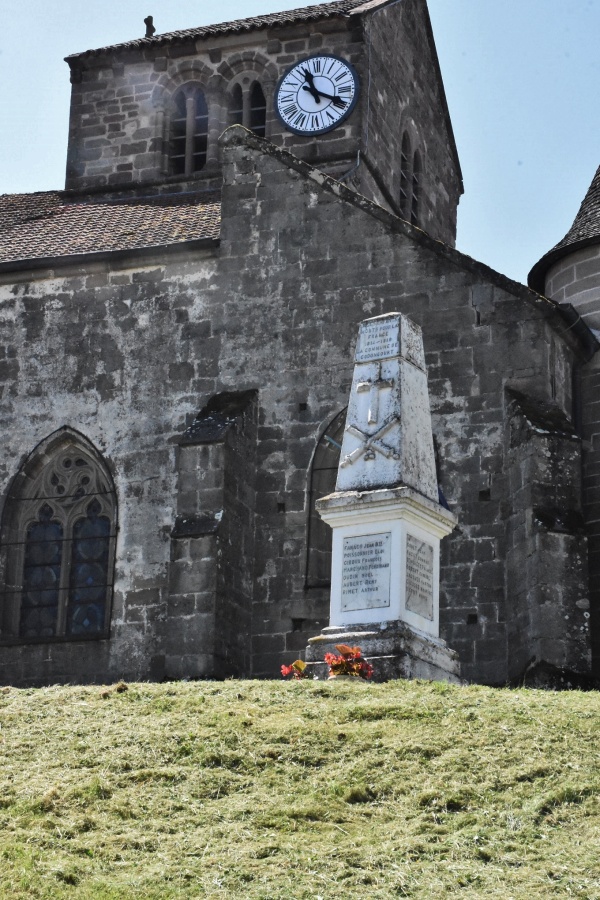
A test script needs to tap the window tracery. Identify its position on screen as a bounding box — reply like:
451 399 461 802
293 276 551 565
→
0 437 117 642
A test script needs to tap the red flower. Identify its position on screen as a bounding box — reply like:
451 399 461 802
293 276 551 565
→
324 645 373 679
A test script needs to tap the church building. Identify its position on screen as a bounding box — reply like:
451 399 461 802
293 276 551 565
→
0 0 598 686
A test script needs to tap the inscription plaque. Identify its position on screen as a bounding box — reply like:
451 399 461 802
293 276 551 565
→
341 532 391 611
355 318 400 363
405 534 434 620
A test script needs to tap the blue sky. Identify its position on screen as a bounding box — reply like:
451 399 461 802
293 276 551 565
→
1 0 598 284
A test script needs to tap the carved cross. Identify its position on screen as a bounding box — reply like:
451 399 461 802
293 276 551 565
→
339 418 401 467
356 362 395 425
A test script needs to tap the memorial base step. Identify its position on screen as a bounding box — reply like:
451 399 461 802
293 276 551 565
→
305 622 462 684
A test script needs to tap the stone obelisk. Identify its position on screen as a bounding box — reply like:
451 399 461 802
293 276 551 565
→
306 312 460 682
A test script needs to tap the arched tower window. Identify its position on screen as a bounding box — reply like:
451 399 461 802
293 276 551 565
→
249 82 267 137
170 86 209 176
399 132 412 219
411 150 422 226
229 84 244 126
227 80 268 138
0 434 117 642
305 410 346 587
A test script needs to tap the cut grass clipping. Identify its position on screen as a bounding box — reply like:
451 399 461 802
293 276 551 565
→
0 679 599 898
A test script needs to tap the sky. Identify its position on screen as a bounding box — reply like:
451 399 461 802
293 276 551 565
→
1 0 598 285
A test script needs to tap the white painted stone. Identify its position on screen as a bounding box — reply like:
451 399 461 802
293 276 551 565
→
335 313 438 501
316 312 457 659
317 486 456 636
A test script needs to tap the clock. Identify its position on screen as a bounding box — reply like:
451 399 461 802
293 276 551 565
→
275 55 359 136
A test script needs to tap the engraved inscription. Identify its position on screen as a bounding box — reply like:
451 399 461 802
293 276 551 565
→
355 318 400 363
341 533 391 611
405 534 434 620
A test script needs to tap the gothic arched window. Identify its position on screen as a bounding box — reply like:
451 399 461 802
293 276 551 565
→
249 82 267 137
411 150 422 226
0 434 117 642
305 410 346 587
399 132 412 219
170 86 209 176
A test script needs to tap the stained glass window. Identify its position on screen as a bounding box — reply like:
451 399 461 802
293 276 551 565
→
0 435 117 643
67 500 111 637
20 504 62 639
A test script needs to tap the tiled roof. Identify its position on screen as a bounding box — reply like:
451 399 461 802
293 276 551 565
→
0 191 221 266
528 165 600 293
550 165 600 255
66 0 371 60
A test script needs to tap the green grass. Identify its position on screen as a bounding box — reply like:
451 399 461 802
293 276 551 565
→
0 679 599 898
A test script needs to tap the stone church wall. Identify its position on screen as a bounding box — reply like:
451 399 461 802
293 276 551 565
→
216 130 588 683
0 129 591 686
0 248 221 685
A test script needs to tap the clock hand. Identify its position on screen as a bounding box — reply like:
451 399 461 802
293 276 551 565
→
301 85 347 109
301 69 322 104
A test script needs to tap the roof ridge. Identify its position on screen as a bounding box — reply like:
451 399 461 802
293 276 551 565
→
66 0 366 61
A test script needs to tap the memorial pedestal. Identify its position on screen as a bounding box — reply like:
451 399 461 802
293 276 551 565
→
316 485 456 639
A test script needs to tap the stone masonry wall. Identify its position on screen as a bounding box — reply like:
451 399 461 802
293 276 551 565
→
544 246 600 676
0 248 221 685
217 131 588 683
215 396 259 677
64 3 459 244
65 19 365 192
0 130 592 686
504 397 589 679
357 0 461 245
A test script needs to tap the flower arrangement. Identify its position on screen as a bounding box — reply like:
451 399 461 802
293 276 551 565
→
325 644 373 680
281 658 311 680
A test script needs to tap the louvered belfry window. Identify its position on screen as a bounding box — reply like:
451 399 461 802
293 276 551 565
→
170 86 209 176
249 82 267 137
399 132 411 219
411 150 422 226
0 437 117 642
229 84 244 126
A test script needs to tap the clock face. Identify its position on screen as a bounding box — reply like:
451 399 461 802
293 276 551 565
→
275 55 359 136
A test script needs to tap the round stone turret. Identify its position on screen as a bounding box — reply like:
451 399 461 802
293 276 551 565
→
529 165 600 676
529 165 600 331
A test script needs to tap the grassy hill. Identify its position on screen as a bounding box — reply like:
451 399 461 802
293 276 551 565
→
0 678 599 899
